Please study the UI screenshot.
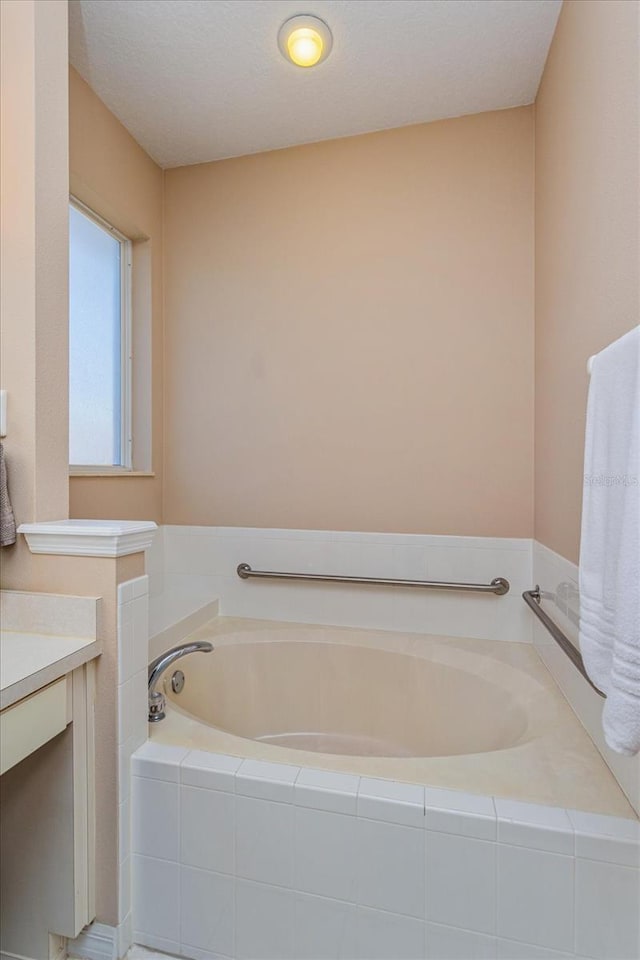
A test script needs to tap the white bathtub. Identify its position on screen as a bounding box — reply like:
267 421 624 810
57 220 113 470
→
133 617 640 959
153 617 633 815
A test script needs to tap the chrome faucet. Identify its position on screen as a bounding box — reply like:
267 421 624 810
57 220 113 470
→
148 641 213 722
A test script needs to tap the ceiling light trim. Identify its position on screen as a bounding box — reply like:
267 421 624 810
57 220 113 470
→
278 14 333 68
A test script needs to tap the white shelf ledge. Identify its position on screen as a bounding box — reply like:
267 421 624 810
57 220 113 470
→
18 519 157 558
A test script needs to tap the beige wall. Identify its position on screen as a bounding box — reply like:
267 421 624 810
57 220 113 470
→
0 0 69 583
1 16 146 927
164 108 535 536
68 67 164 523
534 0 640 563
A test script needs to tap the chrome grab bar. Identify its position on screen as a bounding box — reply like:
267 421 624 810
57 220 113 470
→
237 563 510 595
522 587 605 698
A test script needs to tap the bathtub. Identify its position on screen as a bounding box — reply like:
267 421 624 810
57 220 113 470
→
152 616 633 816
135 616 639 960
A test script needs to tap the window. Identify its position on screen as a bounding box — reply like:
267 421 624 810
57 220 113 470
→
69 199 132 469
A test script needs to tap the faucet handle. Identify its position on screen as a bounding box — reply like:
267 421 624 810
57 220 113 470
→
148 689 166 723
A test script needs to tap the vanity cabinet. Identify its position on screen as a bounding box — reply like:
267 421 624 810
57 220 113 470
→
0 677 68 775
0 624 100 960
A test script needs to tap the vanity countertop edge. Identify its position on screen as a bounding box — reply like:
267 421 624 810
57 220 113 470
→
1 632 103 710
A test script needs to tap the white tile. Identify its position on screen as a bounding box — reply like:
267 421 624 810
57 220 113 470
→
426 546 530 596
567 809 640 867
124 947 173 959
126 943 158 960
425 787 496 841
357 819 424 918
294 893 358 960
119 735 136 803
165 572 219 601
495 798 573 855
131 575 149 599
180 866 234 958
313 582 398 632
426 922 497 959
295 767 360 815
295 807 359 901
132 597 150 673
163 532 197 574
182 750 242 792
177 946 229 960
232 526 313 541
235 879 295 960
133 931 181 955
131 592 149 624
391 590 462 638
119 796 130 864
326 539 394 579
132 777 179 861
117 911 133 957
118 678 133 745
497 845 574 953
132 741 190 781
235 758 300 802
165 529 234 577
147 572 164 603
497 941 573 959
358 778 425 828
181 785 235 874
426 831 496 934
392 544 429 580
119 856 131 924
131 669 148 747
356 907 425 960
490 595 533 643
132 854 180 943
575 858 640 959
235 795 294 887
252 536 332 576
119 580 135 604
118 609 135 683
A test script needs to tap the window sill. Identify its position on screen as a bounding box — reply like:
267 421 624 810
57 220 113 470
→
69 469 155 478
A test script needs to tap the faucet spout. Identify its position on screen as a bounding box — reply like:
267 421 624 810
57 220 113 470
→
147 641 213 722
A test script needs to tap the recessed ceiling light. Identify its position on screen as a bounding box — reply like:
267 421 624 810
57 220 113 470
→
278 14 333 68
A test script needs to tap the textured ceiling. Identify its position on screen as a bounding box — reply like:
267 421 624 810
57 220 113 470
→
69 0 562 168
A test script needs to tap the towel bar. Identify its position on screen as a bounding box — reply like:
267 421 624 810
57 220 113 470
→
237 564 510 595
523 587 605 697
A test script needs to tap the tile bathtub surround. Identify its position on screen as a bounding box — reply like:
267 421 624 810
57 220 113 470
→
117 575 150 947
148 526 534 643
130 744 640 960
532 540 640 816
146 529 635 814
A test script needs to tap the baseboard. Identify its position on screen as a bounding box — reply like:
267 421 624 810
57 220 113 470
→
66 923 116 960
1 952 39 960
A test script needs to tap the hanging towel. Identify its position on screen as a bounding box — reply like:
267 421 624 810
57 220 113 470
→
0 442 16 547
579 325 640 755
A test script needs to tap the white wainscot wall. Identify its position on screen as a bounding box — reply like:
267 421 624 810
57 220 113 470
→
115 575 150 957
146 526 533 643
131 743 640 960
532 542 640 816
68 572 151 960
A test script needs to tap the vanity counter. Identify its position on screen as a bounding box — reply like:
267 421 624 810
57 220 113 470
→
0 631 101 710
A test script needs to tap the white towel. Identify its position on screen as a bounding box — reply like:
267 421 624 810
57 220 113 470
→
579 325 640 755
